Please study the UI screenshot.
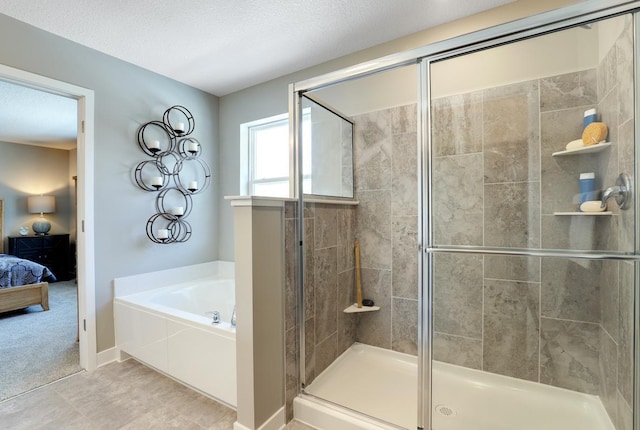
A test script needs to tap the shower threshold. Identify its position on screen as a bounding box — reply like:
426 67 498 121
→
296 343 614 430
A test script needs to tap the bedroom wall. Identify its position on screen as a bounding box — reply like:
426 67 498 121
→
0 14 220 352
0 141 74 250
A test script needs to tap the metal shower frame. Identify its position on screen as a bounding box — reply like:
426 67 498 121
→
290 1 640 428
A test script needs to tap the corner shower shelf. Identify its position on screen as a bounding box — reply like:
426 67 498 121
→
343 303 380 313
551 141 611 157
553 211 612 216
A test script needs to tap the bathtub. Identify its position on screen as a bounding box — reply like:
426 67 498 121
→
114 261 236 407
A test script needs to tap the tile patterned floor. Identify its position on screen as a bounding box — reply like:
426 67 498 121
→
0 359 317 430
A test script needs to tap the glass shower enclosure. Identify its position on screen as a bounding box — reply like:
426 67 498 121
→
290 2 639 429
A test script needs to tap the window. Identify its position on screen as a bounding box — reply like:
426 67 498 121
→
240 112 311 197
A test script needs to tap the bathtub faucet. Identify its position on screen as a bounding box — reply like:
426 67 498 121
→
206 310 221 324
231 306 236 327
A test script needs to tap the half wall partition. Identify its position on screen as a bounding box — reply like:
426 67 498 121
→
291 2 639 429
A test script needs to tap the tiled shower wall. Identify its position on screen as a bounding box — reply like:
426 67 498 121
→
431 18 633 429
282 103 420 420
284 201 358 421
283 19 634 428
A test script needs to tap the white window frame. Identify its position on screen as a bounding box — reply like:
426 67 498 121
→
240 111 311 197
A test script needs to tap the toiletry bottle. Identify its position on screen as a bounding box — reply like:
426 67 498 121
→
579 172 596 211
583 108 597 128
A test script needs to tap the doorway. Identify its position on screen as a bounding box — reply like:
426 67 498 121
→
0 64 97 396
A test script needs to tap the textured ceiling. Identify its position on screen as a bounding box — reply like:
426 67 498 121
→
0 0 514 97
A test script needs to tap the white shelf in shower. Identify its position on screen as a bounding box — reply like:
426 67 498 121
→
343 303 380 313
553 211 612 216
551 141 611 157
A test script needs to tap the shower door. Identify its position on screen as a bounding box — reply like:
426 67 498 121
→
426 11 637 430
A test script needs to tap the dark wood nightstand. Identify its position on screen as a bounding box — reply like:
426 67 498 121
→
8 234 71 281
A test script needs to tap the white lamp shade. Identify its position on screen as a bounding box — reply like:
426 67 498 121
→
28 195 55 214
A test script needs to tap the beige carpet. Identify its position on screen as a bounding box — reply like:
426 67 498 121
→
0 280 81 401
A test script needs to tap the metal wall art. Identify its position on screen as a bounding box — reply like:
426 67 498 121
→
134 105 211 243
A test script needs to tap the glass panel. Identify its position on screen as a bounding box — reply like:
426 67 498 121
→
429 14 635 254
252 120 289 180
431 253 635 430
429 12 636 430
297 64 420 429
301 95 354 198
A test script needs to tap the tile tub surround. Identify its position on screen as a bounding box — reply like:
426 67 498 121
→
431 18 635 429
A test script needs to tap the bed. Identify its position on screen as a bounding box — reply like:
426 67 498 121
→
0 199 53 313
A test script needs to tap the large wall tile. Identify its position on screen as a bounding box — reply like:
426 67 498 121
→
315 333 338 377
617 391 633 430
433 154 483 246
540 70 597 112
483 81 540 183
314 247 338 343
304 219 315 319
433 253 483 339
616 22 634 126
353 110 392 191
600 328 618 427
483 279 540 381
314 204 338 249
618 262 634 405
617 120 634 254
392 131 418 217
305 317 316 384
391 103 417 135
355 190 391 270
541 259 600 323
337 206 357 273
337 269 356 356
598 37 617 102
540 318 600 394
484 255 540 282
356 269 392 349
600 260 619 342
433 332 482 370
285 219 296 332
597 85 619 192
484 182 540 248
392 298 418 355
431 91 483 157
541 213 618 251
285 327 298 422
392 216 418 300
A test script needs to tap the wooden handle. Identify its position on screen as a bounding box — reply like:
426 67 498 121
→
355 240 362 308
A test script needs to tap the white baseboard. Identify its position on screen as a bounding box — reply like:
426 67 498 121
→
96 347 118 367
234 406 285 430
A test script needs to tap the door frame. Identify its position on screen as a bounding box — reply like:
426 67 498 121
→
0 63 97 371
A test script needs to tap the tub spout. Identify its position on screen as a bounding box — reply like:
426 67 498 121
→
231 306 236 327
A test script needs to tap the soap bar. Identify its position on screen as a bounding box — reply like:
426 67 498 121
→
582 122 608 146
580 200 606 212
566 139 584 150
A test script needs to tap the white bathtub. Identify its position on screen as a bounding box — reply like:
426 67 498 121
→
114 261 236 407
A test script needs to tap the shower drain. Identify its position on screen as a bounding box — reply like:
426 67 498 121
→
435 404 456 418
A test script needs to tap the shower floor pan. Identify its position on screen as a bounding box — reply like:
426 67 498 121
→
297 343 614 430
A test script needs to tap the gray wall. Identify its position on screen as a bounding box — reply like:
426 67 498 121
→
0 141 74 249
0 14 220 352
